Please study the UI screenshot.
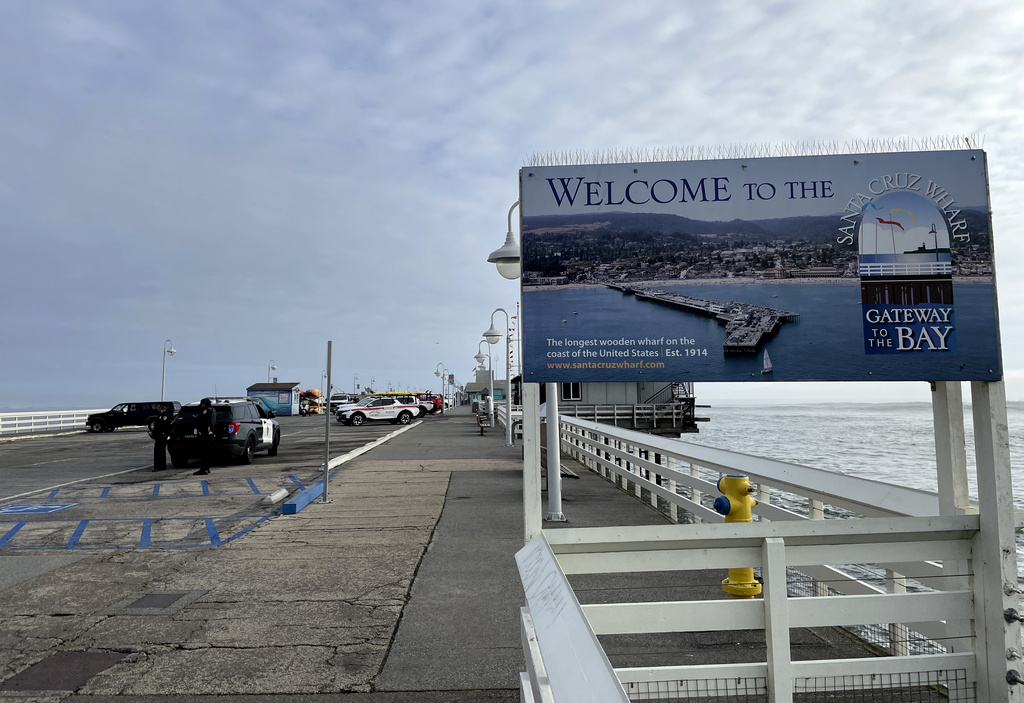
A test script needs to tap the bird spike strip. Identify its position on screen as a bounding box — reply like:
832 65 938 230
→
527 135 984 167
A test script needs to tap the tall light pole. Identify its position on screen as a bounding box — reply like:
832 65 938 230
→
484 308 512 446
434 363 446 413
161 339 176 402
267 359 277 383
476 340 494 427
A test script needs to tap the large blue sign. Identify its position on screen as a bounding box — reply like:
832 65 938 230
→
520 150 998 383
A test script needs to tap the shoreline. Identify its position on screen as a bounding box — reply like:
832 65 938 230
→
524 276 993 291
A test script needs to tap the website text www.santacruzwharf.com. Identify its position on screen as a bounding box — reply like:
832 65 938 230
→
547 360 667 370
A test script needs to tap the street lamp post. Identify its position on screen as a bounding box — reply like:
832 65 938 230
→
476 340 494 427
434 363 446 413
161 339 176 402
487 199 563 533
487 201 522 280
483 308 513 446
267 359 277 383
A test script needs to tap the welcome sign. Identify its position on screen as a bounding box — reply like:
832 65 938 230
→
519 150 999 383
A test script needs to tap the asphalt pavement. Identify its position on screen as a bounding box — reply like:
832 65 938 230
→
0 406 878 701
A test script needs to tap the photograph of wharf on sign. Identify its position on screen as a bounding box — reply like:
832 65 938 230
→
608 284 800 354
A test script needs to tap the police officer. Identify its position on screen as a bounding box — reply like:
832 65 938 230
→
193 397 215 476
150 402 174 471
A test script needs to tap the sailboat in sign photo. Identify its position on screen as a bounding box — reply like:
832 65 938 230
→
761 348 773 375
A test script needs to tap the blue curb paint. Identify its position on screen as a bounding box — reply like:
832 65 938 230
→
281 482 323 514
281 470 340 515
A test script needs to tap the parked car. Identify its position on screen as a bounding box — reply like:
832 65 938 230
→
336 396 420 426
329 393 360 412
168 398 280 467
416 393 443 414
86 401 181 433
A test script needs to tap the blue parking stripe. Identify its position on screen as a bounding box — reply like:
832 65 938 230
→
200 480 210 496
139 518 153 548
204 518 221 546
0 521 27 547
246 477 260 494
287 474 305 489
0 515 273 551
152 483 161 497
66 520 89 549
99 487 111 498
48 489 59 499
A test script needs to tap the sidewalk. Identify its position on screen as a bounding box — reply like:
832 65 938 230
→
0 407 876 701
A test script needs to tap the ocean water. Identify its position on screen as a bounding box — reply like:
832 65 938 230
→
676 401 1024 577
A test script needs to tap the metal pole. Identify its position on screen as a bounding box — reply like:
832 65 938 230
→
161 339 173 401
488 352 495 427
522 382 542 542
505 341 512 446
320 341 332 504
545 382 565 521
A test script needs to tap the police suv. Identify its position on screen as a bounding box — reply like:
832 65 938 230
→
168 398 280 467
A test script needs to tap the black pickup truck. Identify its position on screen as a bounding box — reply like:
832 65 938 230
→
86 401 181 433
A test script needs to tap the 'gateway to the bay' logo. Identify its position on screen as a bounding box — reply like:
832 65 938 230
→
858 190 955 354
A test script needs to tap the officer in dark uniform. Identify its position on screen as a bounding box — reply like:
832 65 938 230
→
193 397 215 476
150 402 174 471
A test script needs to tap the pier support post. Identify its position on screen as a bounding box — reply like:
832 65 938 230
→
931 381 972 654
970 380 1022 703
932 381 970 515
545 383 565 522
523 383 543 543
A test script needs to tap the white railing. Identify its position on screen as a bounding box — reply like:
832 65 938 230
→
497 404 524 439
534 517 979 702
559 403 696 431
522 413 1022 701
558 416 963 652
0 409 103 436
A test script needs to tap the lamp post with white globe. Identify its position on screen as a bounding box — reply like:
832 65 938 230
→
161 340 176 402
434 363 447 413
483 308 512 446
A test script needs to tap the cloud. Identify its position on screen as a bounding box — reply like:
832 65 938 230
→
1 0 1023 409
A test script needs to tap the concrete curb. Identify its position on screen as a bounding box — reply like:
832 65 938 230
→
280 421 422 515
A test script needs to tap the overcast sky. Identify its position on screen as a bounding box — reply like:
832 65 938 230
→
2 1 1023 411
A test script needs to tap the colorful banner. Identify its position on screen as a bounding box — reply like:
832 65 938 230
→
519 150 998 383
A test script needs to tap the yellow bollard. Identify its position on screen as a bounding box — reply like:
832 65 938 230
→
713 474 762 599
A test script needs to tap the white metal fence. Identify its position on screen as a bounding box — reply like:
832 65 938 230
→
0 409 102 436
518 408 1022 702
